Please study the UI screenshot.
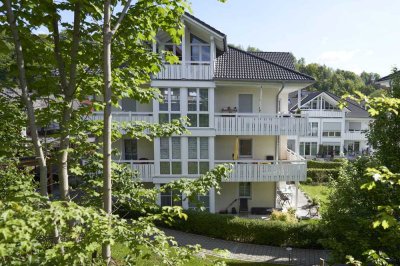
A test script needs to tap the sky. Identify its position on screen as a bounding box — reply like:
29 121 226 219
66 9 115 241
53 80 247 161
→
190 0 400 76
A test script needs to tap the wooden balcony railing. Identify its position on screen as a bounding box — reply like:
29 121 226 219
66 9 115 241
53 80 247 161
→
214 113 308 136
117 160 155 181
214 160 307 182
154 61 213 80
92 112 153 123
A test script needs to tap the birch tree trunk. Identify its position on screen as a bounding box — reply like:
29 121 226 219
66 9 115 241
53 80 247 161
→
102 0 112 263
5 0 48 196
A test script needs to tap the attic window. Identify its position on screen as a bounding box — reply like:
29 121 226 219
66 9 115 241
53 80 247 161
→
190 34 210 62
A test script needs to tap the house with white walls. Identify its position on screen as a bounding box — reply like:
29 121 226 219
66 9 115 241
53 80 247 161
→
375 70 399 88
287 91 372 159
93 13 315 214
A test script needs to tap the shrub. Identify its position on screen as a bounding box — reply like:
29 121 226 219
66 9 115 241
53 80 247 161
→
307 168 340 183
165 210 325 249
307 160 343 169
270 209 298 223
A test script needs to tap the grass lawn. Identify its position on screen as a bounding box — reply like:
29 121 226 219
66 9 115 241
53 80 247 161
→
300 184 331 212
112 243 285 265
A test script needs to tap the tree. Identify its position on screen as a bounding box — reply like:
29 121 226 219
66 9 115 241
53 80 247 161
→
295 58 380 96
367 69 400 172
324 69 400 265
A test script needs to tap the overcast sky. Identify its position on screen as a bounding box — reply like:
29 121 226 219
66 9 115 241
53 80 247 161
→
191 0 399 76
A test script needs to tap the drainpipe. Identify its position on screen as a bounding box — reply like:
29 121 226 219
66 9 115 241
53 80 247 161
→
275 82 285 161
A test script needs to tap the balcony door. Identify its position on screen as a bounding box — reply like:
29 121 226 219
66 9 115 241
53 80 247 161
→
238 94 253 113
124 139 138 160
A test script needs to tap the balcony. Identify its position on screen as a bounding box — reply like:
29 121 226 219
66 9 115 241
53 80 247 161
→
302 110 344 118
214 160 307 182
154 61 213 80
117 160 155 182
342 130 367 140
214 113 308 136
92 112 153 123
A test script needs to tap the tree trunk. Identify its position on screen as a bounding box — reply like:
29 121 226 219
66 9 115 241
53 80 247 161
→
5 0 48 196
102 0 112 263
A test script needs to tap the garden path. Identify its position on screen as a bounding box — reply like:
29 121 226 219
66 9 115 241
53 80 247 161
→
164 228 330 266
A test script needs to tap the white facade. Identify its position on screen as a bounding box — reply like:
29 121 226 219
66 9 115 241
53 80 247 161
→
93 14 313 214
288 92 372 159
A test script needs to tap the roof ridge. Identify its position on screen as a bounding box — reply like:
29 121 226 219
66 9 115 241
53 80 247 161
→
228 46 315 81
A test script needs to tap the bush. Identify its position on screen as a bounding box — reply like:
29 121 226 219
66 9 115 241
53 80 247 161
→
307 160 343 169
165 210 325 249
307 168 340 183
270 209 298 223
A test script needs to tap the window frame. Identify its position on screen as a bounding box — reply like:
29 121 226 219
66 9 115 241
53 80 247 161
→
187 88 209 128
159 137 182 175
239 182 251 198
239 139 253 158
188 137 210 175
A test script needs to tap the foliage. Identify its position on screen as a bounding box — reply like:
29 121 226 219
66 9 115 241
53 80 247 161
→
363 69 400 172
228 44 262 52
307 160 343 169
295 58 380 96
322 157 400 263
0 159 233 265
0 94 30 158
270 209 298 224
165 210 325 248
307 168 340 183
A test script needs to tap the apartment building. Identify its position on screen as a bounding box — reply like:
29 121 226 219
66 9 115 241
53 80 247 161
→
288 91 372 159
93 13 315 214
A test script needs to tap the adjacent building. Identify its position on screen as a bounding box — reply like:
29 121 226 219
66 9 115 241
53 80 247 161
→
288 91 372 159
93 13 315 214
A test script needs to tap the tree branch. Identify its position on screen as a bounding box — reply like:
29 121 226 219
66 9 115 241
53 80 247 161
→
67 2 82 96
50 1 68 93
111 0 133 35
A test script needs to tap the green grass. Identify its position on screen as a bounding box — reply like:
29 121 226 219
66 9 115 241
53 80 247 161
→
300 184 331 211
112 243 286 265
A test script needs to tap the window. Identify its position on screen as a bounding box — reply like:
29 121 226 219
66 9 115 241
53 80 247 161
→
301 96 339 110
159 137 181 175
190 35 210 62
299 142 318 156
163 41 182 61
188 137 209 175
308 122 318 137
187 88 209 127
239 182 251 198
160 185 182 207
239 139 252 158
346 141 360 155
322 131 341 137
124 139 137 160
121 98 136 112
188 192 210 211
159 88 180 123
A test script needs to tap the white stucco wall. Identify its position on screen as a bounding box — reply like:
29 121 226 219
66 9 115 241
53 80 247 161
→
215 182 276 213
214 136 276 160
214 86 279 114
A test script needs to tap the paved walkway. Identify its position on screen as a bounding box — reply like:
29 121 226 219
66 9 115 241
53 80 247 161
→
164 228 330 266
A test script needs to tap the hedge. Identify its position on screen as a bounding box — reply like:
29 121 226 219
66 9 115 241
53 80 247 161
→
165 210 325 249
307 168 340 183
307 160 343 169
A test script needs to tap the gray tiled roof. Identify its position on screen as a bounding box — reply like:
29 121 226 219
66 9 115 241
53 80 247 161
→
376 70 400 82
248 52 296 70
289 91 370 118
214 46 315 82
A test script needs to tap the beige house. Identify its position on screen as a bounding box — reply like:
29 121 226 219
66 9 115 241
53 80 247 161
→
93 13 314 214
